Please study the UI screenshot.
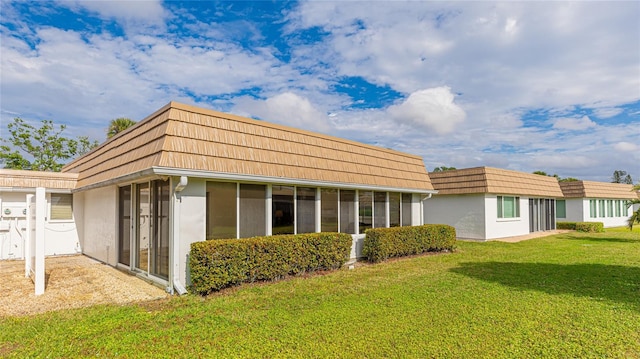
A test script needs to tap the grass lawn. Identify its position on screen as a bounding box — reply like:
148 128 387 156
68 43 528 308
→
2 228 639 358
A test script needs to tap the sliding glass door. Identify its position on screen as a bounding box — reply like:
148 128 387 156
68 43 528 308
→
127 179 170 280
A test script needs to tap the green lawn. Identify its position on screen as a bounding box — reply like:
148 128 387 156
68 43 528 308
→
2 228 640 358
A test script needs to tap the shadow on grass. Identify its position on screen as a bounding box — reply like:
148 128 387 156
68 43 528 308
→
566 236 640 243
450 262 640 311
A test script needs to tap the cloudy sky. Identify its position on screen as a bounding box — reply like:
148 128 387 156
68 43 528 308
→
1 1 638 182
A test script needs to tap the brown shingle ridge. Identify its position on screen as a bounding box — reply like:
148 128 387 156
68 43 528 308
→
168 102 426 161
0 169 78 190
428 166 563 197
63 101 434 191
560 180 637 199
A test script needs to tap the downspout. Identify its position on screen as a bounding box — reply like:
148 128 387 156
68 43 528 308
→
171 176 188 295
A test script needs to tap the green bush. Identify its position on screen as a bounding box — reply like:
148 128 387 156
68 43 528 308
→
189 232 352 295
362 224 456 263
575 222 604 233
557 222 577 230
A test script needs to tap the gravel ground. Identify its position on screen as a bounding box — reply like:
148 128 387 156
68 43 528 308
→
0 255 168 317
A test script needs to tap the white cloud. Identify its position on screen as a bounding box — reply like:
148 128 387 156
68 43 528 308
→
552 116 597 131
613 142 640 152
58 0 166 28
592 107 623 119
232 92 330 133
387 87 466 134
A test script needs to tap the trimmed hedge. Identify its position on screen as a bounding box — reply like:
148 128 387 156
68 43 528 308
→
575 222 604 233
557 222 577 230
557 221 604 232
362 224 456 263
189 232 352 295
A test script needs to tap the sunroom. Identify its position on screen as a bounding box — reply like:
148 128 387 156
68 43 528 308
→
62 102 436 293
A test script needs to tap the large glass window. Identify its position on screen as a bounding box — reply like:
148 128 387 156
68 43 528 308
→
374 192 387 228
272 186 294 235
321 188 338 232
589 200 597 218
151 179 170 280
297 187 316 233
359 191 373 232
401 193 412 226
607 200 614 218
598 200 605 218
389 192 401 227
206 182 237 239
497 196 520 218
556 200 566 219
240 184 266 238
340 190 356 234
50 193 73 220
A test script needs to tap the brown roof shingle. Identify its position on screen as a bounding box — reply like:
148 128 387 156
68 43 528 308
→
0 169 77 190
559 181 637 199
428 167 564 197
63 102 434 192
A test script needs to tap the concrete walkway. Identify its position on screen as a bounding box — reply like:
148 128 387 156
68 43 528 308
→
0 255 168 317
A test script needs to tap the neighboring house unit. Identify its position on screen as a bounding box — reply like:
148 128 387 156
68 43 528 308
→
0 170 81 260
558 181 637 227
423 167 563 240
53 102 436 293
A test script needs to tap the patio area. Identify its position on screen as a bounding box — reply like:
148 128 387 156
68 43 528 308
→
0 255 168 317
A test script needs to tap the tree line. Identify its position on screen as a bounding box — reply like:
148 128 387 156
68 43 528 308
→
0 117 136 172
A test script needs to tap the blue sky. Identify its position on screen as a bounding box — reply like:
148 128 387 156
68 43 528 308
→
1 0 638 182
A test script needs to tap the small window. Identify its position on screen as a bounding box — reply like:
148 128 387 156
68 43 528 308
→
556 200 566 219
589 200 597 218
50 193 73 220
497 196 520 219
598 200 606 218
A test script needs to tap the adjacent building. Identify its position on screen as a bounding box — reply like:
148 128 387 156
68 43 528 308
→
0 170 80 260
423 167 564 240
558 181 637 227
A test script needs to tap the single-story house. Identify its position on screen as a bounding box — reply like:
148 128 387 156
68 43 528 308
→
48 101 436 293
558 180 637 227
423 167 563 240
0 170 80 260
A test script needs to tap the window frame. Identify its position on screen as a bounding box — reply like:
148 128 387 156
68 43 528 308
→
49 193 73 221
497 195 520 219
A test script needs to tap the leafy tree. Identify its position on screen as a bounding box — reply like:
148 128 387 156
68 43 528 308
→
432 166 457 172
612 170 633 184
107 117 137 139
627 182 640 230
533 171 578 182
628 207 640 230
0 118 98 172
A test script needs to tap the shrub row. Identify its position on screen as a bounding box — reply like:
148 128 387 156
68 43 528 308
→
557 222 577 230
557 221 604 232
189 232 352 295
362 224 456 263
575 222 604 233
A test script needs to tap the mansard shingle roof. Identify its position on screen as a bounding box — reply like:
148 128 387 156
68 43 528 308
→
428 166 564 197
559 181 637 199
63 102 434 192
